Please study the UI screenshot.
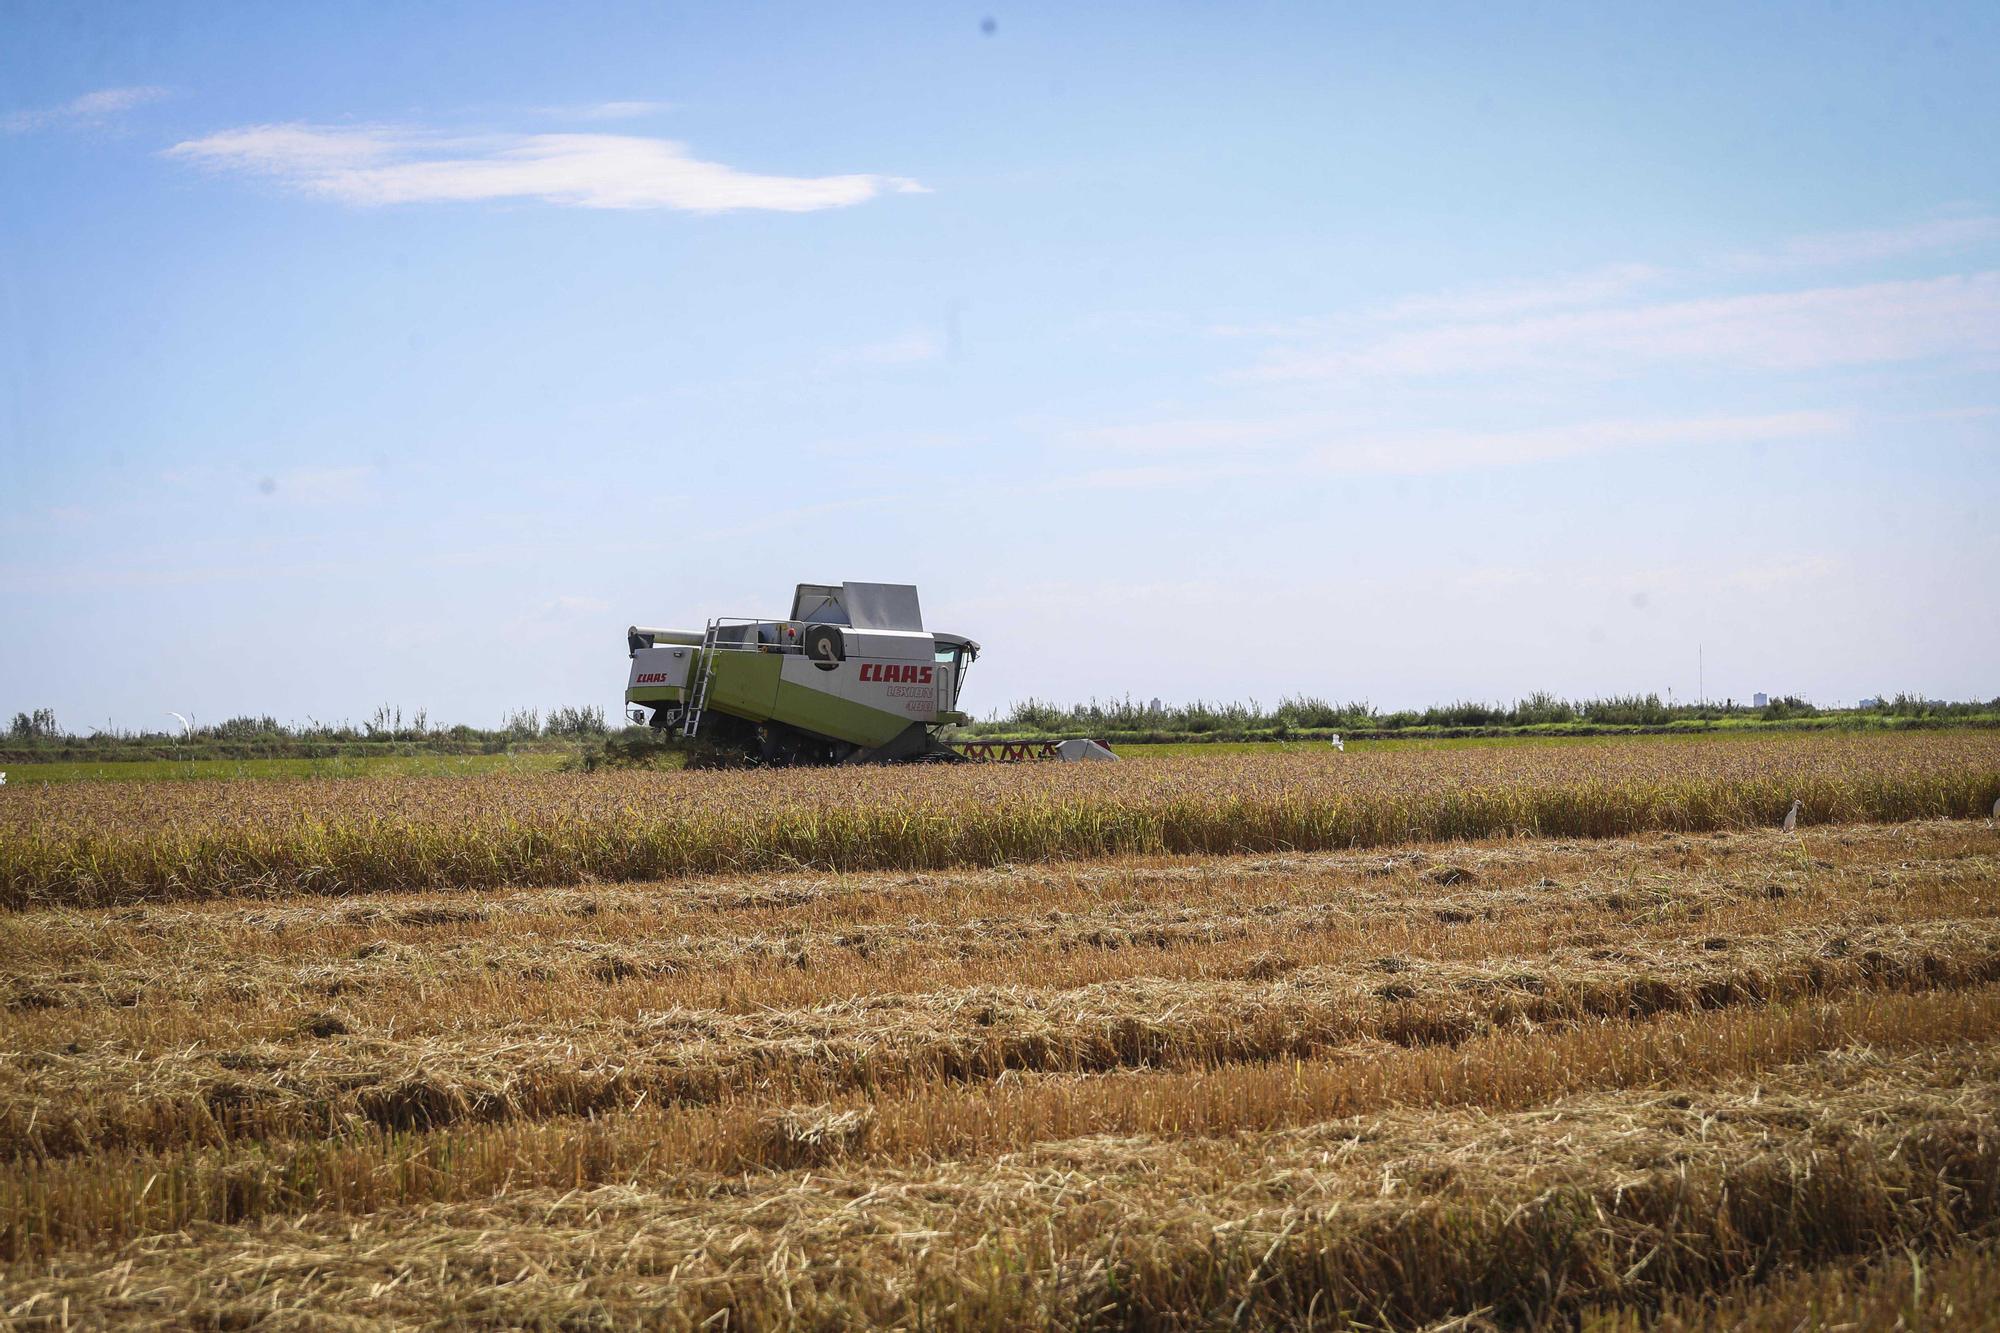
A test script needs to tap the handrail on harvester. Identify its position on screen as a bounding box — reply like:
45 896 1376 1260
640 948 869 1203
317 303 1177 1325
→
700 617 813 654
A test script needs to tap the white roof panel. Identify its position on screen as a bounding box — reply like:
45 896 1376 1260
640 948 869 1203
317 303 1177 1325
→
841 582 923 631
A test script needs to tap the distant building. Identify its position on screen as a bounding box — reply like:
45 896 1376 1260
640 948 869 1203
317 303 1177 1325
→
1859 697 1880 708
1753 692 1769 708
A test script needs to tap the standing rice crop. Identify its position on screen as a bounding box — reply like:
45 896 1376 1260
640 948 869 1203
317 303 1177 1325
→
2 732 1996 907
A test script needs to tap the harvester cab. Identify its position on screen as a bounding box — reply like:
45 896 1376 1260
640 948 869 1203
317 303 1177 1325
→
625 582 979 765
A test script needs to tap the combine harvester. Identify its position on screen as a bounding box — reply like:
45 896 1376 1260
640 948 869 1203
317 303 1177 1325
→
626 581 1116 766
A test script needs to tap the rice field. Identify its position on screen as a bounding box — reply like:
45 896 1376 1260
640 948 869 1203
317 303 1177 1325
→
4 731 1997 908
4 732 2000 1327
0 751 569 786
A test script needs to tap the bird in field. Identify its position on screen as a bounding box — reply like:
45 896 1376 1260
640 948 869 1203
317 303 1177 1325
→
1992 794 1999 821
1782 799 1802 833
1330 734 1344 752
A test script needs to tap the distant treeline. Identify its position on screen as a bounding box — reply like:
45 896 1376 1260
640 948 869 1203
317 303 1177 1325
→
955 692 2000 742
8 692 1999 763
2 705 608 762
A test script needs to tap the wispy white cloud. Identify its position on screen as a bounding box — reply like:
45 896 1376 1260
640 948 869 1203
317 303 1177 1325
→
1075 406 1847 460
1309 409 1848 475
1208 263 1664 339
160 462 379 504
1372 216 1999 325
691 492 909 542
543 100 673 122
1051 460 1270 492
1205 316 1337 340
167 122 927 213
1722 554 1842 594
501 593 618 641
1246 273 2000 380
0 552 359 592
1722 215 2000 273
1216 215 2000 359
1052 410 1847 491
536 594 611 618
827 332 943 368
1426 551 1848 611
68 87 168 116
1377 262 1665 323
1071 412 1318 454
255 465 377 504
955 576 1229 618
4 85 169 134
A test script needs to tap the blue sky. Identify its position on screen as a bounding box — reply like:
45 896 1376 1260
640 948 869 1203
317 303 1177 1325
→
3 2 1997 731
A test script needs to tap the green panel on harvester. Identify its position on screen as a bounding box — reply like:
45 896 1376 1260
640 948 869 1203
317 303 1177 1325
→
709 652 782 720
773 678 909 748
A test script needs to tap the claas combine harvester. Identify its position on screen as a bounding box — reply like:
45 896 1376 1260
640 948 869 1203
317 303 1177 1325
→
625 582 981 765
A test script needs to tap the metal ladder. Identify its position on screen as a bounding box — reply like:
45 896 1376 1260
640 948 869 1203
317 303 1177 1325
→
682 619 719 738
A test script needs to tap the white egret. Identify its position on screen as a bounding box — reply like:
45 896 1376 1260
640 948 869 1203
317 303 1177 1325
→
1329 734 1344 752
1782 799 1802 833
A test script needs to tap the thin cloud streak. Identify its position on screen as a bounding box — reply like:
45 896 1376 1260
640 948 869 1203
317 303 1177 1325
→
542 100 673 121
1246 215 2000 348
1311 410 1849 474
158 461 380 505
1378 262 1665 322
167 123 928 213
826 332 943 368
1078 408 1847 457
1247 272 2000 380
259 466 377 504
1054 460 1268 492
4 85 169 134
1722 215 2000 273
1061 409 1849 487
